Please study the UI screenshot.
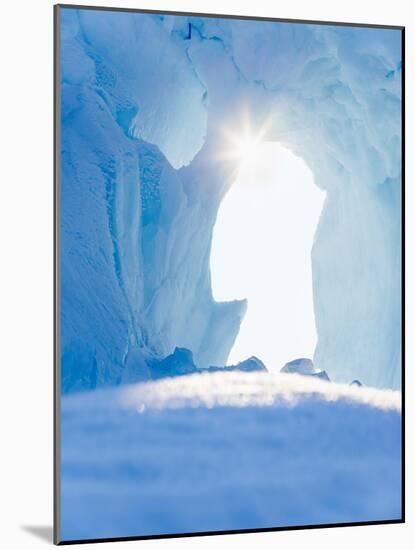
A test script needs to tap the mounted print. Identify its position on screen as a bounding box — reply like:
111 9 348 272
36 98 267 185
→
54 4 404 544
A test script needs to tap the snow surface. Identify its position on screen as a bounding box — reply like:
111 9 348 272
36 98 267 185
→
60 8 402 391
60 372 401 540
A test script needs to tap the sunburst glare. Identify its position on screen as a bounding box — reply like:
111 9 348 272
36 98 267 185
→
219 114 273 173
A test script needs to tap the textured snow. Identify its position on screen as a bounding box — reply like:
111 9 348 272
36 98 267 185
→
60 372 401 540
60 8 402 392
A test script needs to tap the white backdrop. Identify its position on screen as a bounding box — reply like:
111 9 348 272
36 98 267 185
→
0 0 413 548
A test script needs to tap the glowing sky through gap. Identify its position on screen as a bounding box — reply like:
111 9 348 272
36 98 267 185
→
210 142 326 372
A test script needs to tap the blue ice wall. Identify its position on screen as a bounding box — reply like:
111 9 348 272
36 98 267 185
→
60 8 402 390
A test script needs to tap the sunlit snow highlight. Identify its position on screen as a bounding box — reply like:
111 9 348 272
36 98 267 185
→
118 371 401 412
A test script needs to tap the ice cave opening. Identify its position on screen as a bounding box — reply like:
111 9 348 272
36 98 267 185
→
210 142 326 372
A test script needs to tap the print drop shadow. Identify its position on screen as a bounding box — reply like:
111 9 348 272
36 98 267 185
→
21 525 53 544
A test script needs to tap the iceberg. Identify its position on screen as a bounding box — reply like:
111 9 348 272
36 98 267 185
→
203 356 267 373
281 358 330 381
124 347 267 382
60 8 402 391
149 347 198 380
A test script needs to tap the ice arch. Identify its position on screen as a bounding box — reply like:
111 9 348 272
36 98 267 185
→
211 143 325 371
59 9 402 391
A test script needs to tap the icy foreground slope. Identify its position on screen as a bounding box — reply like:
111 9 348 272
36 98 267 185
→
60 9 402 390
61 372 401 540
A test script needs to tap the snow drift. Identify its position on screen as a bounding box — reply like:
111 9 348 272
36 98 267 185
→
60 372 402 539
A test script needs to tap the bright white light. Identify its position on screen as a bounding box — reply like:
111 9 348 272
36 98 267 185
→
210 141 325 372
233 135 263 170
218 115 271 173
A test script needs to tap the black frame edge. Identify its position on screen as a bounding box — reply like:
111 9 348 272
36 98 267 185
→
53 3 62 546
401 25 406 525
55 3 404 30
58 519 404 546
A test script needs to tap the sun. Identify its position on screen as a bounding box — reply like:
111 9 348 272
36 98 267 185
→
219 114 272 172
